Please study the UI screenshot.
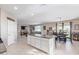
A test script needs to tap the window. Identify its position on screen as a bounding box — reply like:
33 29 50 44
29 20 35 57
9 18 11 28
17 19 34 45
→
64 23 70 38
34 25 41 32
57 23 62 33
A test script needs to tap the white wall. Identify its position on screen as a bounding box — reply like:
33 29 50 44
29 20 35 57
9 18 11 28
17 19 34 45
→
1 9 8 47
17 24 21 40
42 22 56 35
0 9 1 37
0 8 17 47
7 13 17 46
17 22 31 40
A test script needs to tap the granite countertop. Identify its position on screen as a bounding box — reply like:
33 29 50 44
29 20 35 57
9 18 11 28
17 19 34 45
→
29 34 55 39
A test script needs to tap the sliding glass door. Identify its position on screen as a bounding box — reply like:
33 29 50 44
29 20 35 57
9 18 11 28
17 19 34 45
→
63 23 70 40
57 22 71 40
57 22 62 33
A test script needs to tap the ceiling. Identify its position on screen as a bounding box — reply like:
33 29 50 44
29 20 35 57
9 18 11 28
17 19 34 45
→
0 4 79 25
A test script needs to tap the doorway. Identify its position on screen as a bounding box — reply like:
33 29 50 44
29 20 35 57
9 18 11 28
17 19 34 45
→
8 20 17 46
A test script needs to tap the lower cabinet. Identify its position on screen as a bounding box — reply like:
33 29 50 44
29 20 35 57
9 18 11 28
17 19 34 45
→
27 35 31 44
30 37 35 46
40 39 49 52
27 35 54 54
34 38 40 49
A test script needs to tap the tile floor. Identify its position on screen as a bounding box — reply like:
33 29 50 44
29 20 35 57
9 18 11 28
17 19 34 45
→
54 40 79 55
1 36 79 55
2 36 47 55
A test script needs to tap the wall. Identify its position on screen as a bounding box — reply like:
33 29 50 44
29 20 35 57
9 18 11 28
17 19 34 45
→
7 11 17 46
63 19 79 33
0 9 8 47
17 24 21 40
17 23 29 40
27 22 56 35
71 20 79 33
0 8 17 47
0 9 1 37
41 19 79 35
42 22 56 35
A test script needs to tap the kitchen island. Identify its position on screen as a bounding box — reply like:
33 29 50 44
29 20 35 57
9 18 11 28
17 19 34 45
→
27 34 55 55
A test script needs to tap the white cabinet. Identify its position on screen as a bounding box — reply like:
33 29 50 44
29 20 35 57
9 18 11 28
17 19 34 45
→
27 35 31 44
35 38 40 49
40 38 49 52
30 36 40 48
27 35 55 55
30 36 36 46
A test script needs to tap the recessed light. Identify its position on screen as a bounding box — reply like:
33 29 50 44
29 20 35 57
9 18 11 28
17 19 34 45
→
14 6 18 10
31 13 34 16
40 4 46 7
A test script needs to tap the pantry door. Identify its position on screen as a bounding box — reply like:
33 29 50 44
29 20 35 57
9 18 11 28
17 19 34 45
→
8 20 16 46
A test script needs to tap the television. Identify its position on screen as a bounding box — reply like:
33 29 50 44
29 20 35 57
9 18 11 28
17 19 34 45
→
21 26 26 30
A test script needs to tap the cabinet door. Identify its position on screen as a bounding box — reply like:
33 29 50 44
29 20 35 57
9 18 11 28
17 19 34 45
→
32 37 37 46
30 36 36 46
35 38 40 49
41 39 49 53
30 36 34 46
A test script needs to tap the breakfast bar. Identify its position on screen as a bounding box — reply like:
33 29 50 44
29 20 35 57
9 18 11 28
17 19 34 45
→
27 34 55 55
